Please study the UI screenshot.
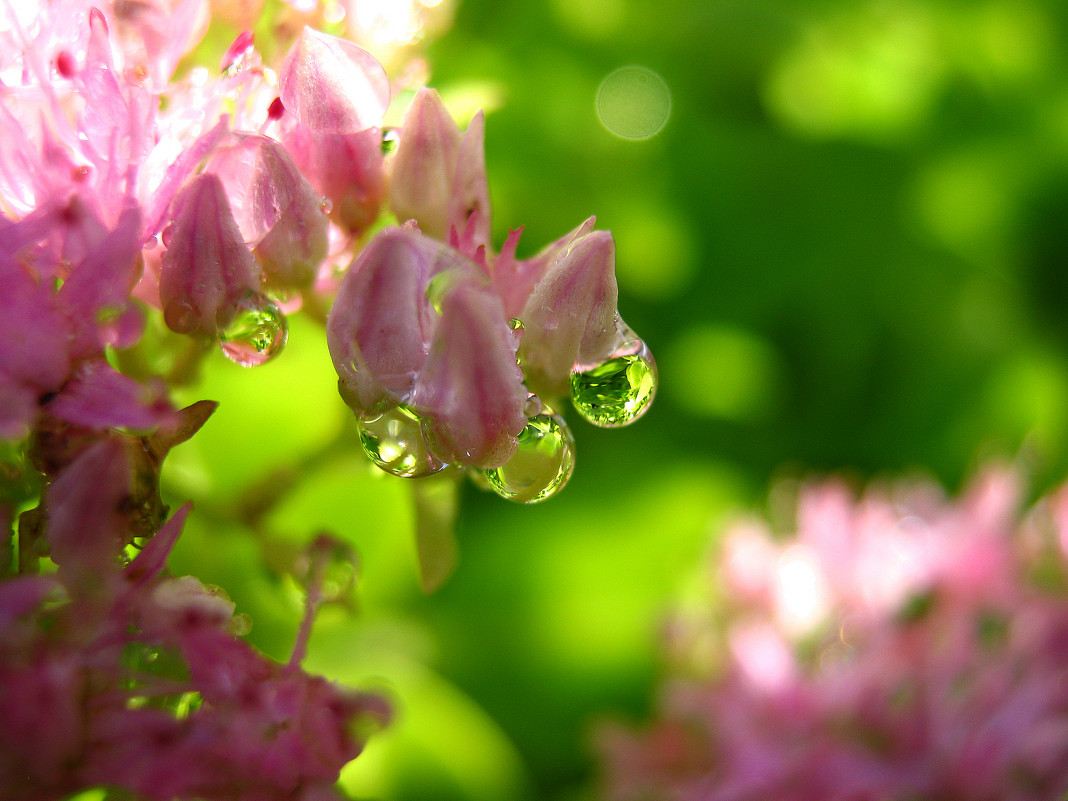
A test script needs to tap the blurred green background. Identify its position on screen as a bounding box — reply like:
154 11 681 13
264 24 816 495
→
163 0 1068 798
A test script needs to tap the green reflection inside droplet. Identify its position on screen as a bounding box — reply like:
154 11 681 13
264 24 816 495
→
483 413 575 503
569 349 657 428
358 405 448 478
219 295 288 367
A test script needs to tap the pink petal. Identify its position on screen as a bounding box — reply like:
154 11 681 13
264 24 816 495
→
279 121 385 235
389 88 461 240
207 134 328 290
124 503 192 587
159 172 260 337
46 437 129 584
47 360 173 432
278 27 389 135
448 110 491 247
0 255 71 393
492 216 596 318
326 227 445 413
519 229 620 396
58 205 144 360
411 282 527 469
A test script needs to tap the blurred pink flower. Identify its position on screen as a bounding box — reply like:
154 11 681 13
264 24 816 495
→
597 469 1068 801
1 430 388 801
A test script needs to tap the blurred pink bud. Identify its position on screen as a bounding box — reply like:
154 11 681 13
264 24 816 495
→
278 27 389 135
207 134 328 291
390 88 490 243
279 121 385 236
411 282 527 469
159 172 261 337
518 226 621 396
46 360 173 432
46 438 129 589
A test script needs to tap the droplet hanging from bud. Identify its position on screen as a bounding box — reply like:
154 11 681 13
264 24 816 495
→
219 294 289 367
569 327 657 427
482 411 575 503
358 404 448 478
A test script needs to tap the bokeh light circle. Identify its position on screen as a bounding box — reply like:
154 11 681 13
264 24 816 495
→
596 66 671 139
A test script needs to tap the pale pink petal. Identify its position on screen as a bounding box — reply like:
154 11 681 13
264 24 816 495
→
58 205 144 359
207 134 328 290
279 121 384 235
159 172 260 337
278 27 389 135
519 229 620 395
389 88 461 240
326 227 444 412
411 282 527 469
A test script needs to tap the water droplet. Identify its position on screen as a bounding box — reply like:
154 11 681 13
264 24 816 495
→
523 392 543 418
320 196 333 214
381 127 399 154
482 412 575 503
160 224 174 248
508 318 525 333
218 294 288 367
358 405 448 478
570 338 657 427
163 297 199 334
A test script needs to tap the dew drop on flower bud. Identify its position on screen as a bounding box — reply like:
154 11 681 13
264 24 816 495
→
569 335 657 427
358 405 448 478
219 294 288 367
482 411 575 503
381 127 399 154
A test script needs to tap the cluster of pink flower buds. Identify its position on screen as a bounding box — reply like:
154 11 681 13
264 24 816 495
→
327 88 658 503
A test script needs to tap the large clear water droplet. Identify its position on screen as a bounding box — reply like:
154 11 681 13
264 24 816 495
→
570 337 657 427
219 294 288 367
482 411 575 503
358 405 448 478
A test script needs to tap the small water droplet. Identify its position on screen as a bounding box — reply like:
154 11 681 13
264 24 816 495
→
160 224 174 248
381 127 399 154
570 338 657 427
163 297 199 334
218 294 288 367
358 405 448 478
320 196 333 214
508 318 525 333
144 234 158 250
523 392 543 418
482 412 575 503
425 271 457 314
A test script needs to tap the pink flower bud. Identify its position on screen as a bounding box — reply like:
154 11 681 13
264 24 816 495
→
207 134 328 291
518 228 621 396
326 227 443 413
279 121 385 236
411 282 527 469
390 88 490 243
278 27 389 135
159 172 261 337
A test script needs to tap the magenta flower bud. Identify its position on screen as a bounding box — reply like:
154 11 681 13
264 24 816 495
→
206 134 328 291
390 88 490 244
159 172 261 337
279 121 385 236
518 228 621 396
411 282 527 469
278 27 390 135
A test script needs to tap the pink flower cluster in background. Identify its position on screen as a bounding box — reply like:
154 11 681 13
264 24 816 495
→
598 470 1068 801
